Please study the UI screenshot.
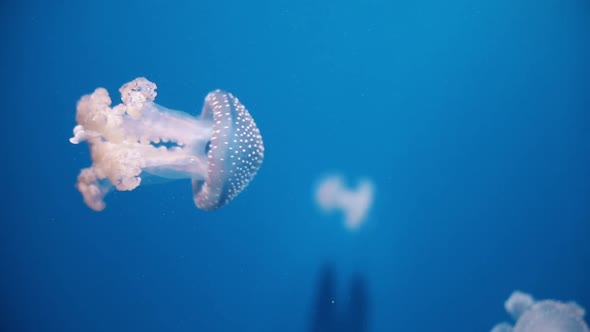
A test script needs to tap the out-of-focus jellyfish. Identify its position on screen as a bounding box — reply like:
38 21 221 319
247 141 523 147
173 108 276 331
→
490 291 590 332
70 77 264 211
315 175 374 230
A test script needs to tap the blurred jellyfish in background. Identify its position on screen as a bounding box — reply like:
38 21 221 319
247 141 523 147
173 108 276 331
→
315 175 374 230
491 290 590 332
70 77 264 212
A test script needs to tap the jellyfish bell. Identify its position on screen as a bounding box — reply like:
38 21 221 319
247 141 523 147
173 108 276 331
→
191 90 264 211
70 77 264 212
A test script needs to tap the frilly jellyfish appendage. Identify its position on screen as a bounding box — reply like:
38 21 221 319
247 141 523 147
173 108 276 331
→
70 77 264 212
490 291 590 332
315 175 374 230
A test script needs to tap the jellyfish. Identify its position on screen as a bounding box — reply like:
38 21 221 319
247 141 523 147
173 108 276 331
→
315 175 374 230
70 77 264 211
490 291 590 332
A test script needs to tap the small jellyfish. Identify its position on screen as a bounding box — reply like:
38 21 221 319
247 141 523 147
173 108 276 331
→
70 77 264 211
315 175 374 230
491 291 590 332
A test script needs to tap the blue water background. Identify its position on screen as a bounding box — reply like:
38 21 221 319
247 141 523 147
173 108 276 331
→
2 0 589 331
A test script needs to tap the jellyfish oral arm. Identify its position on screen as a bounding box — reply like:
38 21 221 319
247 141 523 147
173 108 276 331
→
118 102 214 179
71 98 213 177
140 148 209 180
69 78 214 209
120 101 214 147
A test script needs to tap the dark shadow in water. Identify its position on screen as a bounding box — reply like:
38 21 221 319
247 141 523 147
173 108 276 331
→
309 264 370 332
344 274 370 332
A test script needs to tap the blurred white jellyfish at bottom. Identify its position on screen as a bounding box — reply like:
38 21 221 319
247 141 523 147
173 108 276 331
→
70 77 264 212
314 174 374 230
491 290 589 332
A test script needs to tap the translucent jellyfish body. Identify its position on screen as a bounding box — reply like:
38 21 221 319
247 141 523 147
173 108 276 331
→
70 78 264 211
315 175 374 230
491 291 590 332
